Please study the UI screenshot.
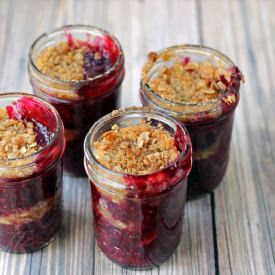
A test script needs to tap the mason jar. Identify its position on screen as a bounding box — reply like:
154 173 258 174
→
28 25 125 176
84 108 192 268
140 45 243 198
0 93 65 252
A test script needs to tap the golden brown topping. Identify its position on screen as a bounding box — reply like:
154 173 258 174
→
0 115 39 160
93 122 179 175
35 41 85 81
142 52 232 104
0 108 42 178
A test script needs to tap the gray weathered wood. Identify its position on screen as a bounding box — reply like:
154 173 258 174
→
199 0 275 274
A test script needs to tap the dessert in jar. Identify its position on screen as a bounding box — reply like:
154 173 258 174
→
0 93 65 252
84 108 192 268
140 45 244 198
28 25 125 176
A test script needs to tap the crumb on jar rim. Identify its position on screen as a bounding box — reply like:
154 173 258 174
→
93 121 180 176
110 106 153 117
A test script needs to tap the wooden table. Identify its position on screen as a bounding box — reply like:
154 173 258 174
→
0 0 274 274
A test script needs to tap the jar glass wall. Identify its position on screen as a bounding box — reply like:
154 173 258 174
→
28 25 125 176
0 93 65 252
84 109 192 268
140 45 243 198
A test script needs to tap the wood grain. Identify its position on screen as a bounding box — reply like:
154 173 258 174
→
0 0 274 274
199 0 275 274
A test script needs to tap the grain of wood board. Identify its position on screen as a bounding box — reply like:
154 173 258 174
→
0 0 274 274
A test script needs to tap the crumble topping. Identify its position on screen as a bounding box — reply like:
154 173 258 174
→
142 51 232 104
34 37 116 100
0 110 39 159
93 122 179 175
35 41 85 81
0 108 42 178
35 35 115 83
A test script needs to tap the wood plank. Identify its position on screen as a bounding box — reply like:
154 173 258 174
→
1 0 275 274
0 0 12 86
199 0 275 274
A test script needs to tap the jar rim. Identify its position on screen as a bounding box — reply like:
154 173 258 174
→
28 24 124 85
141 44 242 117
84 108 192 181
0 92 63 163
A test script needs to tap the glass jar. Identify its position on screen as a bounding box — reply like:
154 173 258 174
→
0 93 65 252
28 25 125 177
140 45 243 198
84 109 192 268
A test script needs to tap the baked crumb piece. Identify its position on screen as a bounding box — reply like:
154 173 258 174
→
93 122 179 175
35 41 85 81
0 196 55 225
0 113 39 160
142 52 232 104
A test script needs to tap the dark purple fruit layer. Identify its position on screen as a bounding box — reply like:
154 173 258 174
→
84 51 111 78
0 160 63 252
92 177 186 268
65 31 120 80
186 113 234 197
51 84 122 176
